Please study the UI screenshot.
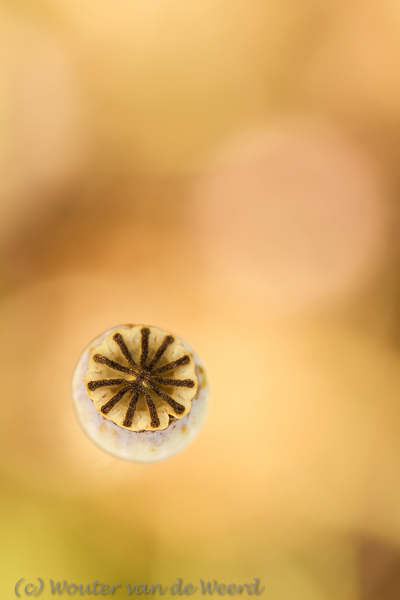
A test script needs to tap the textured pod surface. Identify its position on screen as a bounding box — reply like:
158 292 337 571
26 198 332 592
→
72 325 209 463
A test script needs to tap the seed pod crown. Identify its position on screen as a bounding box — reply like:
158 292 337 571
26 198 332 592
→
84 325 198 431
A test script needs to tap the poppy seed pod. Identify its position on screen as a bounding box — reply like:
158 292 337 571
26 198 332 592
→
72 325 209 463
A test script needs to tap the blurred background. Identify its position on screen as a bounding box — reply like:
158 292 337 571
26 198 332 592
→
1 0 400 598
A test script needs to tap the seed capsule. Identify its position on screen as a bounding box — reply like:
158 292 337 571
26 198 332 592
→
71 324 209 463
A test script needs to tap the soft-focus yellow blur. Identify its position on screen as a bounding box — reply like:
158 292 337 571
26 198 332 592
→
1 1 400 599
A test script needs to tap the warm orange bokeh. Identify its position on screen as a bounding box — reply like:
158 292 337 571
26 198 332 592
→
1 1 400 599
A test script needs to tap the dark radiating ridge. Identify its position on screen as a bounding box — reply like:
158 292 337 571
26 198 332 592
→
140 328 150 367
123 388 140 427
88 378 127 391
147 380 185 415
101 385 132 415
93 354 134 375
113 333 137 367
151 355 190 374
147 335 174 370
152 377 195 388
142 388 161 428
